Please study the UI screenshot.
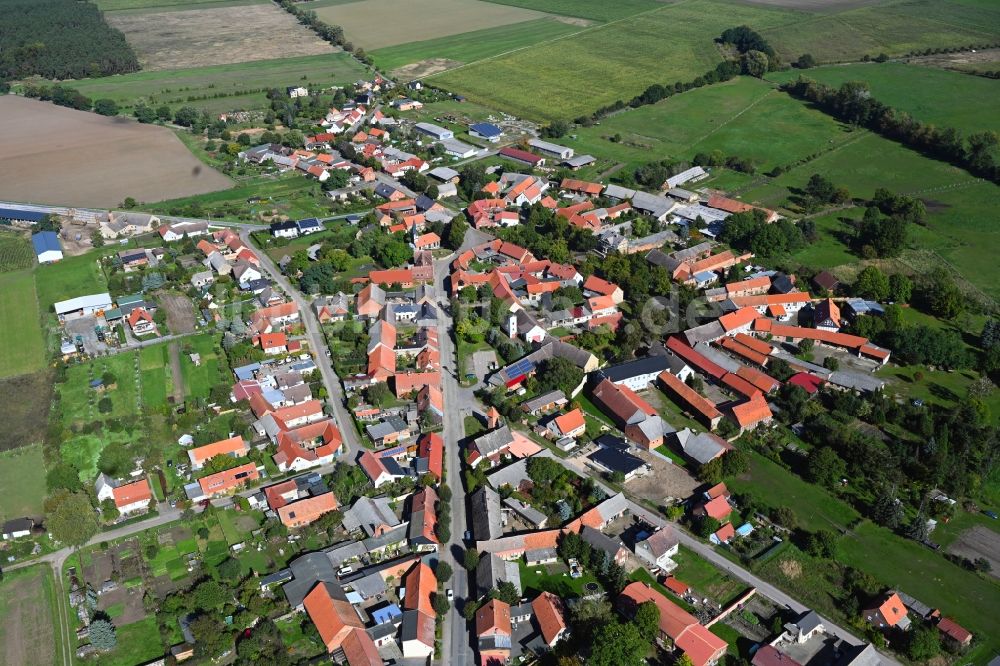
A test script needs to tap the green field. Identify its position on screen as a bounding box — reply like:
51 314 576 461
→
0 270 46 378
51 53 369 113
371 17 583 74
180 333 224 399
768 62 1000 135
60 352 142 425
760 0 1000 64
562 76 854 174
432 0 807 120
35 253 108 313
739 132 1000 297
0 232 36 273
788 208 864 270
139 343 173 408
145 172 332 220
0 566 64 666
0 444 47 521
95 0 266 11
97 616 164 666
482 0 662 22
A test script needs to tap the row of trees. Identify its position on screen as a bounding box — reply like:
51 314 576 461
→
0 0 139 80
782 77 1000 183
276 0 374 66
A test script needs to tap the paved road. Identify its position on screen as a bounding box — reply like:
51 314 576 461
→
240 229 363 460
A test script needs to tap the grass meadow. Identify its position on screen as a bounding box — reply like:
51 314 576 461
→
34 252 108 312
94 0 266 11
768 62 1000 134
482 0 662 22
139 343 173 407
180 333 224 400
0 269 46 378
53 53 368 113
145 172 332 219
0 444 47 521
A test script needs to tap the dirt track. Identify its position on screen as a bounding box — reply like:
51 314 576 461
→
0 96 232 208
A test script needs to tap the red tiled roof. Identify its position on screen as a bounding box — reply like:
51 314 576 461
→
189 436 247 466
752 320 868 349
716 336 769 366
560 178 603 195
731 394 773 428
553 409 586 435
531 592 567 646
788 372 824 394
583 274 620 296
714 522 736 542
259 332 287 350
658 372 721 423
112 479 152 509
304 582 365 653
403 562 438 617
734 332 774 355
475 598 512 638
666 337 727 380
937 617 972 643
278 492 338 527
703 495 732 520
198 463 259 496
730 292 811 308
417 433 443 479
718 306 759 332
876 593 908 627
499 146 543 164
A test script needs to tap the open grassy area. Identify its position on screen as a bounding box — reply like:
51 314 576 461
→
180 333 224 400
145 172 333 220
431 0 807 121
740 132 1000 298
94 0 266 11
0 566 62 666
518 560 602 598
372 17 583 75
0 444 47 521
52 53 369 113
139 342 173 408
768 62 1000 135
0 269 46 379
563 77 855 174
482 0 662 22
671 545 746 606
97 616 164 666
35 252 108 313
60 352 142 425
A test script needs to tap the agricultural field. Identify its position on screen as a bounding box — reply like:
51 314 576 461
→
431 0 808 120
0 567 62 666
562 76 853 174
481 0 662 22
0 444 47 521
1 370 54 453
315 0 551 50
48 52 369 114
0 96 232 208
0 232 36 273
139 342 174 409
768 62 1000 134
106 3 332 71
0 269 45 378
372 17 583 78
94 0 268 11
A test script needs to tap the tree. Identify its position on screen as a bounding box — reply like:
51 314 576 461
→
133 104 156 123
446 215 468 250
365 382 391 407
190 614 231 658
906 511 930 543
98 441 132 477
871 486 904 528
696 515 721 538
432 593 451 615
491 581 520 606
98 397 113 413
887 273 912 303
633 601 661 642
192 580 228 610
804 530 838 558
855 266 889 301
535 357 583 397
44 490 98 547
47 462 82 492
589 619 649 666
804 447 846 488
89 618 117 649
463 547 481 571
743 50 770 78
435 561 453 583
218 557 243 582
906 625 941 661
100 498 119 522
93 98 119 116
795 53 816 69
924 269 964 319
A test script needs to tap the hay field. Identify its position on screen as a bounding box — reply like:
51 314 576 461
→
315 0 551 49
0 270 45 379
0 96 232 208
54 53 368 113
0 567 60 666
107 3 332 70
431 0 808 120
768 62 1000 134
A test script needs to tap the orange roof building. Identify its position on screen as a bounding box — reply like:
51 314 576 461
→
700 495 732 522
619 582 727 666
277 492 339 528
304 581 366 653
657 372 722 429
402 562 437 617
417 433 443 480
531 591 567 647
109 478 152 512
865 592 909 629
551 408 586 438
188 436 248 470
197 462 259 497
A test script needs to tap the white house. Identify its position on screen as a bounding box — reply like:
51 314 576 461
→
634 526 679 571
233 261 263 289
95 474 153 515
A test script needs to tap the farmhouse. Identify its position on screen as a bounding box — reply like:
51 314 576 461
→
414 122 453 141
188 435 249 470
528 139 573 159
159 221 209 241
499 146 545 167
101 211 158 240
32 231 63 263
95 474 153 515
1 518 34 540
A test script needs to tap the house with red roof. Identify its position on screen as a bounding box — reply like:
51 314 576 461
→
499 146 545 167
560 178 604 197
658 371 723 430
258 332 288 354
710 522 736 544
278 492 338 528
188 435 248 470
548 408 586 439
592 379 667 449
358 450 404 488
401 562 437 658
696 495 732 522
476 599 513 665
618 582 727 666
303 581 374 659
414 232 440 250
531 591 568 648
127 308 157 336
95 475 153 515
197 463 259 498
937 617 972 647
583 274 624 304
864 592 910 631
273 420 344 472
417 433 443 480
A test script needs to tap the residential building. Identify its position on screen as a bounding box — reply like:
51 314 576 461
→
634 526 680 571
95 475 153 516
197 463 259 498
531 591 568 648
863 592 910 631
188 436 248 470
619 582 727 666
476 599 513 665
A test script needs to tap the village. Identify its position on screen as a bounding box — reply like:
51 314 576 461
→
0 65 994 666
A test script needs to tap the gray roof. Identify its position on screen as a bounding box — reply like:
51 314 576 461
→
674 429 727 465
637 526 679 558
580 525 625 559
593 356 671 385
282 552 338 608
345 572 387 599
630 191 676 219
521 390 568 413
367 417 409 441
342 496 400 537
794 610 824 634
428 166 459 181
476 553 522 597
603 184 636 201
362 523 409 552
470 487 503 540
503 498 547 528
473 425 514 459
562 154 596 168
487 449 559 492
827 371 885 393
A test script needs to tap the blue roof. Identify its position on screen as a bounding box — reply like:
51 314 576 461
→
233 362 261 381
470 122 502 138
735 523 754 536
372 604 402 624
0 207 46 223
31 231 61 255
297 217 322 229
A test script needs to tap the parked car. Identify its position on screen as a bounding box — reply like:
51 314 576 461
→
446 589 454 601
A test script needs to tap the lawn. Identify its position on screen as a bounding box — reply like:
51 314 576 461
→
145 172 333 220
563 77 855 174
671 546 746 606
0 231 36 273
97 616 164 666
431 0 808 121
60 430 138 482
0 444 47 521
139 342 173 409
0 269 46 378
179 333 224 400
517 560 601 598
0 566 62 666
788 208 863 270
52 53 369 113
34 252 108 313
371 17 583 75
877 364 1000 422
727 452 861 531
767 62 1000 135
